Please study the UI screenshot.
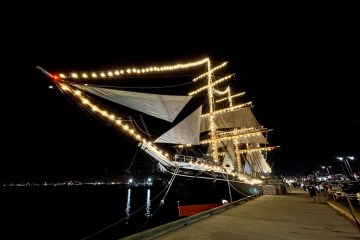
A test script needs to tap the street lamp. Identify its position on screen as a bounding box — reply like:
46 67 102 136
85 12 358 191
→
336 157 351 178
345 156 354 177
336 156 356 180
321 165 331 178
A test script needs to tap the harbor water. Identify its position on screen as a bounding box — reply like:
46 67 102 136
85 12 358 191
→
1 184 180 240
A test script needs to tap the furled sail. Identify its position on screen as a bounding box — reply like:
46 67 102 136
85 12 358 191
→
246 151 271 173
71 83 192 122
200 107 261 132
220 141 237 171
243 160 252 175
154 106 202 144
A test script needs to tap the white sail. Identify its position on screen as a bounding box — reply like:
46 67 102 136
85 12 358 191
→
243 160 252 175
72 83 192 122
154 106 202 144
200 107 261 132
221 141 237 171
245 150 271 173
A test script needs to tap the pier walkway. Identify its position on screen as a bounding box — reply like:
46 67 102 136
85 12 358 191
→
122 188 360 239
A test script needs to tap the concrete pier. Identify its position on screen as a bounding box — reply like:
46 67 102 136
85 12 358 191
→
122 188 360 239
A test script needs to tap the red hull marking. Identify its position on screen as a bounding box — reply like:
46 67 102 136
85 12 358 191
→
178 203 222 217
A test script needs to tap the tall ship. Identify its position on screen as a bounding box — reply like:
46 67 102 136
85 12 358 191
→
37 57 278 216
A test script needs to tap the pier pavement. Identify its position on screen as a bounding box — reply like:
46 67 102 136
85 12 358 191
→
122 188 360 239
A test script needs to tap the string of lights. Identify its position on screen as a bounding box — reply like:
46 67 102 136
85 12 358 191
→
57 58 209 80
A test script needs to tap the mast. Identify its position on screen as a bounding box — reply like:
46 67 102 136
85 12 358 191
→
228 87 241 172
225 87 241 172
207 59 219 163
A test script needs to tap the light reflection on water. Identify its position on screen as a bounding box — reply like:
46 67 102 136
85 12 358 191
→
145 188 152 218
125 188 131 224
125 188 153 224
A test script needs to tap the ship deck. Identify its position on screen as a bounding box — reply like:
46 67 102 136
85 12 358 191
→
122 187 360 239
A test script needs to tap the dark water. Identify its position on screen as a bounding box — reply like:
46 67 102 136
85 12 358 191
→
1 185 180 240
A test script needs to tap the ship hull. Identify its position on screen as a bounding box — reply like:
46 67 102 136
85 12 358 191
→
153 165 263 216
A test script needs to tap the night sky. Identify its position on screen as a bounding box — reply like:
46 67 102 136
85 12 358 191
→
2 6 359 181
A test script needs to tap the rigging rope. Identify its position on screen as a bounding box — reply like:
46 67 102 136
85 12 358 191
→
223 173 233 202
130 116 154 139
136 164 180 232
71 80 195 90
162 164 180 202
227 177 257 196
125 147 139 173
140 114 152 141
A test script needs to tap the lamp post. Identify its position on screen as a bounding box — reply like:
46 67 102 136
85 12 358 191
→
321 165 332 179
337 159 346 176
336 156 356 180
336 156 351 179
345 156 354 177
